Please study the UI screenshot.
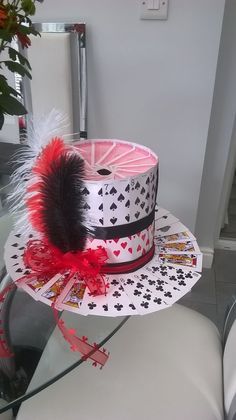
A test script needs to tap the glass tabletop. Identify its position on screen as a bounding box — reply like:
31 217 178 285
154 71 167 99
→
0 194 129 415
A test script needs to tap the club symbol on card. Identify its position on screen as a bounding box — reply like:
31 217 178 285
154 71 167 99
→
135 181 140 190
148 279 155 286
125 200 130 208
185 273 193 279
125 215 130 222
140 274 148 280
178 280 186 286
110 202 117 211
134 289 141 296
163 215 168 219
110 187 117 195
103 304 108 312
81 187 90 196
136 282 144 289
111 279 119 286
129 303 136 310
156 286 164 291
98 203 103 211
141 301 149 309
113 291 121 298
143 293 151 301
140 187 145 195
114 303 123 311
125 184 130 193
154 298 162 305
135 197 140 205
118 194 125 202
88 302 96 310
126 278 134 285
110 217 118 225
164 292 172 298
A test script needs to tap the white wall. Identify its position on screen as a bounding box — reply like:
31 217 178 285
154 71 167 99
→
195 0 236 251
34 0 225 232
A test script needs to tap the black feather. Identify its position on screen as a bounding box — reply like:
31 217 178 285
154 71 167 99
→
41 154 87 253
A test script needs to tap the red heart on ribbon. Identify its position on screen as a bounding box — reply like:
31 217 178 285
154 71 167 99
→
114 250 120 256
128 248 133 254
137 244 142 252
121 242 127 249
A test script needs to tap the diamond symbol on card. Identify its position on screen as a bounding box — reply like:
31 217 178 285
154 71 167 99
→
110 187 117 195
118 194 125 202
110 217 117 225
110 202 117 211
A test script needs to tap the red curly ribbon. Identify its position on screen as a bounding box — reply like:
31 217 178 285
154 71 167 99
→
16 240 110 367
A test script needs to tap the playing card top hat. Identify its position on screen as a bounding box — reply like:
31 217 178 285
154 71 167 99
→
75 139 159 273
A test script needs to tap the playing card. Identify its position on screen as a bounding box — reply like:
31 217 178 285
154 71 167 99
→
155 207 170 220
155 214 179 230
155 230 195 244
80 276 138 316
155 252 202 272
156 240 200 254
144 260 201 291
121 271 184 315
36 274 70 307
55 277 87 314
155 222 190 238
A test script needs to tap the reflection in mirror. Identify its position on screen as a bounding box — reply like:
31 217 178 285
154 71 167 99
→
18 22 87 143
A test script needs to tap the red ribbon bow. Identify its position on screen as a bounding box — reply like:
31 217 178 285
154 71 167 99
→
23 239 109 296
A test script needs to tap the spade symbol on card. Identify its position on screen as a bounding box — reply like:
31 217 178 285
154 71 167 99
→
135 182 140 190
98 203 103 211
146 177 150 185
125 184 130 193
135 197 140 205
135 211 140 219
81 187 90 196
145 206 150 214
11 243 18 247
11 255 17 259
110 217 117 225
110 202 117 211
140 202 145 209
125 215 130 222
146 192 150 200
99 218 104 225
118 194 125 202
83 203 91 210
110 187 117 195
98 188 103 196
125 200 130 208
140 187 145 195
15 234 21 238
15 268 23 273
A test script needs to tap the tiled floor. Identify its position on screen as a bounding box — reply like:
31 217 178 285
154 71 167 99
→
180 248 236 335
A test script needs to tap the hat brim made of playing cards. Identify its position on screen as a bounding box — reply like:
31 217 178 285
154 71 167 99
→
4 206 202 317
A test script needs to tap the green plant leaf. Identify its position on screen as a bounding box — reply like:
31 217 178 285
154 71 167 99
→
0 113 4 130
21 0 36 15
8 47 31 70
0 94 27 115
3 61 31 79
0 75 19 98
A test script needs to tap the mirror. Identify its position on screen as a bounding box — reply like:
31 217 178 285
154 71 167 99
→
17 22 87 143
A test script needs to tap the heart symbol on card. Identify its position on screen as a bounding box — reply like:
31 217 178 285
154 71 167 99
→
121 242 127 249
137 244 142 252
128 247 133 254
114 250 120 256
113 238 119 243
